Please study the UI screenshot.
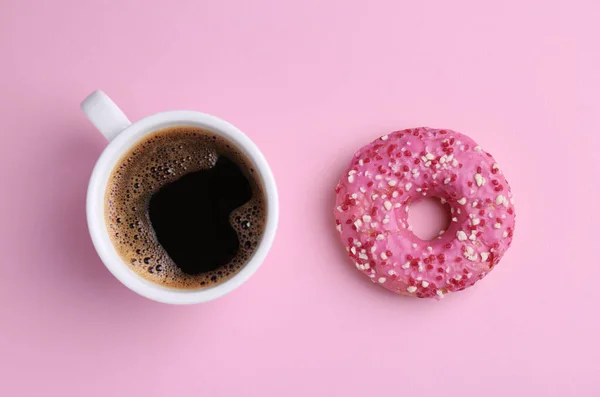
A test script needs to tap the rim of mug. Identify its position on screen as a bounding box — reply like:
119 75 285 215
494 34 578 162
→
86 111 279 304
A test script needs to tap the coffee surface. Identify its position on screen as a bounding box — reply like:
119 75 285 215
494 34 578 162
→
105 126 266 289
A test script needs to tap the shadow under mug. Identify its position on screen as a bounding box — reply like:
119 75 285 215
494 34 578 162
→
81 90 279 304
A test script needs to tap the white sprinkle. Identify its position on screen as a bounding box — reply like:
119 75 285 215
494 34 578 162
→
470 189 475 194
492 163 499 171
474 146 481 152
496 194 506 205
348 175 355 183
358 159 363 166
402 261 411 269
457 197 467 205
371 222 379 228
394 203 401 208
475 173 485 186
412 172 420 179
481 252 489 261
472 201 478 207
378 277 387 283
354 219 363 229
503 231 508 238
375 234 385 242
416 188 422 192
494 223 501 229
371 246 377 253
463 246 479 261
388 270 396 276
422 281 430 288
360 187 366 193
436 290 444 298
471 218 480 226
371 194 378 200
350 246 356 254
457 208 461 214
457 231 467 241
439 156 446 164
460 145 465 151
337 206 344 212
381 135 389 141
405 183 413 191
452 159 459 167
388 180 398 186
349 170 357 175
421 156 428 162
425 161 432 167
407 286 417 293
469 233 476 241
384 201 392 211
444 178 451 184
452 217 458 222
488 212 493 218
392 191 399 198
382 218 390 224
439 230 445 235
425 153 435 160
412 243 418 248
359 252 369 260
362 214 372 223
351 193 358 199
454 275 462 281
380 252 388 260
427 246 433 252
375 174 383 180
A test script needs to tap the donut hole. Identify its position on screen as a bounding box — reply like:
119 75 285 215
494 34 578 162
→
407 197 451 240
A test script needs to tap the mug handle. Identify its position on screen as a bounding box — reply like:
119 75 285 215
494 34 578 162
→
80 90 131 141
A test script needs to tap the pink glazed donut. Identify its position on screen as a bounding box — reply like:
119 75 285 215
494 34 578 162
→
334 127 515 298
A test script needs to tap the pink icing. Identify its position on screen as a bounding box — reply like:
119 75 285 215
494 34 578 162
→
334 127 516 298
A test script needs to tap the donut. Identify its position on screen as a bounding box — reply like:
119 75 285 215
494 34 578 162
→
334 127 515 298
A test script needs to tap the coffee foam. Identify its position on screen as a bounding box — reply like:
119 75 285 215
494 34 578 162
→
105 126 266 289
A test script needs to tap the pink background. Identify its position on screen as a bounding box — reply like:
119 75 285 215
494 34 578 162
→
1 0 599 395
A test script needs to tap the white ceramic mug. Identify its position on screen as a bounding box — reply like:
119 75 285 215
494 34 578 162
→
81 90 279 304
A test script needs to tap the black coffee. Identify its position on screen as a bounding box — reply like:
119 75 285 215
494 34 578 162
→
105 126 266 289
